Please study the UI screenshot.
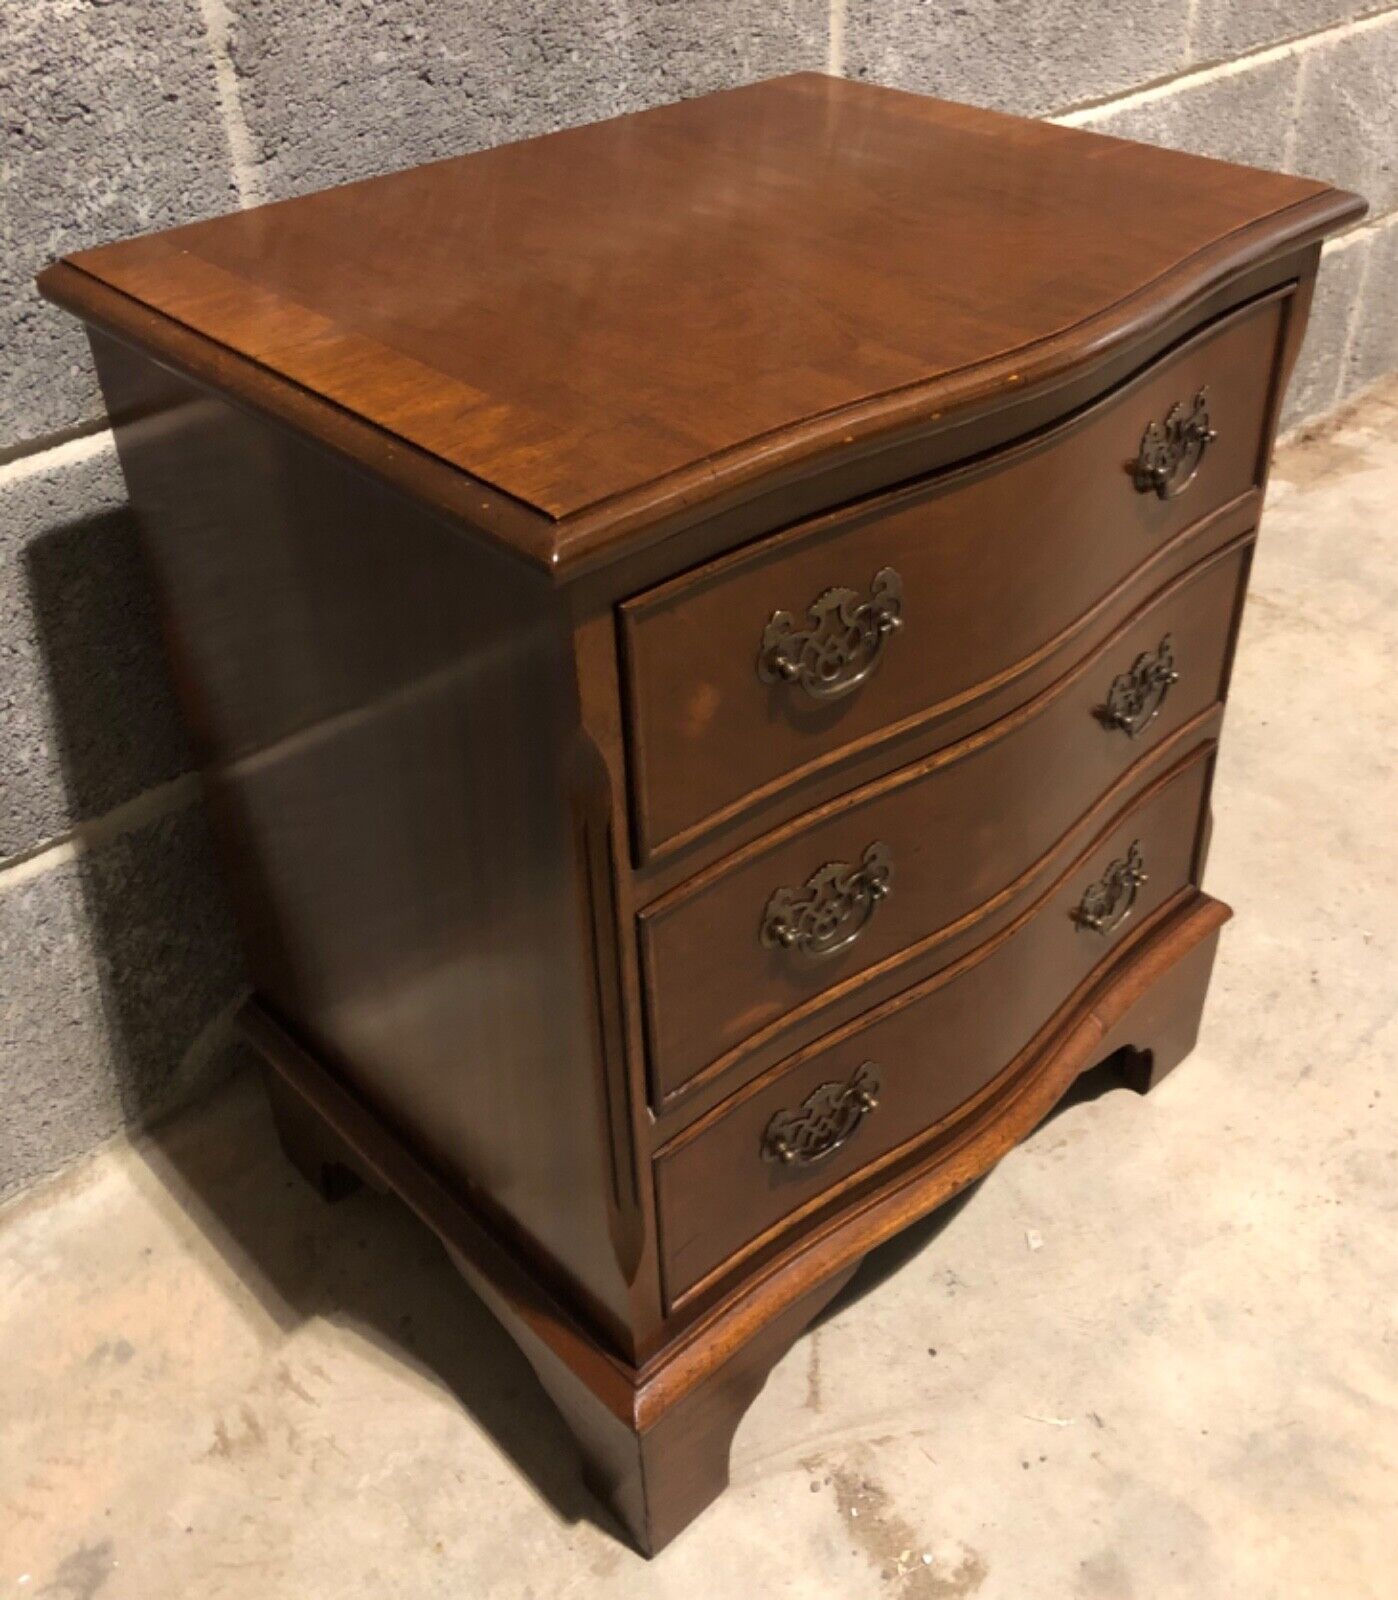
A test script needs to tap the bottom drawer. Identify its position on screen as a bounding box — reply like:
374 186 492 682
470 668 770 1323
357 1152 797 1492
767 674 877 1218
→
654 740 1215 1308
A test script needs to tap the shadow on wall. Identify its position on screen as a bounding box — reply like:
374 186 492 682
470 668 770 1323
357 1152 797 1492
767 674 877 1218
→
20 497 248 1133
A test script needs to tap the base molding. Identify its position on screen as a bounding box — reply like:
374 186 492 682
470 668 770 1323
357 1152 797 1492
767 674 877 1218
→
244 889 1229 1555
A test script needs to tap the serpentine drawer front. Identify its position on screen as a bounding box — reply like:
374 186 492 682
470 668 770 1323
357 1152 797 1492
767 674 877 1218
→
621 291 1283 860
40 73 1363 1557
653 743 1215 1307
638 540 1250 1106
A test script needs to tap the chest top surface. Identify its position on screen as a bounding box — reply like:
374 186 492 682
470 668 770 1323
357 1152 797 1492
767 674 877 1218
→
45 72 1361 565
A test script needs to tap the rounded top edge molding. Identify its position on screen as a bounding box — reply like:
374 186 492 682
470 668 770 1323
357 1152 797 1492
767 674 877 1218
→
37 72 1364 582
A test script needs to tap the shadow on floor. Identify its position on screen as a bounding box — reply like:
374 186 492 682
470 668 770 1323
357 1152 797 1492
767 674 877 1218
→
24 485 616 1539
813 1053 1137 1328
130 1038 1144 1551
135 1067 621 1546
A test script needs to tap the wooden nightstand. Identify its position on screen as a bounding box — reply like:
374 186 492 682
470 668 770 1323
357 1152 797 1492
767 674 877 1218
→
40 73 1363 1555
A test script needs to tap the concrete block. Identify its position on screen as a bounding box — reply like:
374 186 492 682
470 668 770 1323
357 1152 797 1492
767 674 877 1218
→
0 439 191 861
1084 51 1301 172
1292 16 1398 212
1282 237 1368 430
1343 218 1398 399
224 0 829 202
0 803 246 1202
841 0 1190 118
1189 2 1372 64
0 0 238 451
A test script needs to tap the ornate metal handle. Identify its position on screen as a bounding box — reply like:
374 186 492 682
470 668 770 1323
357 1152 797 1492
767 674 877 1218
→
762 1063 881 1168
1072 841 1147 935
760 842 893 959
1132 388 1217 499
757 567 904 700
1097 635 1179 737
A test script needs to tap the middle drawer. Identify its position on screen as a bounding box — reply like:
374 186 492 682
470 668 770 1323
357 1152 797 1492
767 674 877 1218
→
639 538 1249 1107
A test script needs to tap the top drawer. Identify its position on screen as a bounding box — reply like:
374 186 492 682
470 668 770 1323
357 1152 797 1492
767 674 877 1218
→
620 291 1286 859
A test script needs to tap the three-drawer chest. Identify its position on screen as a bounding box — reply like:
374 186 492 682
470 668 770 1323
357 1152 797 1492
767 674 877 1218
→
41 73 1363 1554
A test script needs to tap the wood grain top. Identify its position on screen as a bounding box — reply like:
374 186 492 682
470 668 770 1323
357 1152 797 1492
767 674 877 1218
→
42 73 1362 571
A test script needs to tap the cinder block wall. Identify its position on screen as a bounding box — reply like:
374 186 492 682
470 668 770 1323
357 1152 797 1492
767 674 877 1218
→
2 2 1394 1203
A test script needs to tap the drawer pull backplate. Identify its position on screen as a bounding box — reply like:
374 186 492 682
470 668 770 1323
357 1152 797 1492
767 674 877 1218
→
1073 841 1148 935
760 841 893 958
758 567 903 699
762 1063 882 1168
1098 635 1180 737
1133 388 1217 499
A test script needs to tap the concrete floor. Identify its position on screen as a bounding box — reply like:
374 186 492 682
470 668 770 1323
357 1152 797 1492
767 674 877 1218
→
3 380 1396 1600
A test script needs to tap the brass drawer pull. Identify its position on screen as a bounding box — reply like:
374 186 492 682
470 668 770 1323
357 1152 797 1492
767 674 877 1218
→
1072 841 1147 935
1097 635 1179 737
757 566 903 699
762 1063 881 1167
1133 388 1217 499
760 842 893 958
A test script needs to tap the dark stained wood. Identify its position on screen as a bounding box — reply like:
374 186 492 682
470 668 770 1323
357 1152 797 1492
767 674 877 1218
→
521 1258 861 1557
654 739 1215 1307
622 290 1283 858
633 486 1258 895
32 240 1311 596
38 74 1362 574
260 1061 381 1203
646 704 1226 1149
38 73 1359 1555
640 540 1249 1105
242 888 1230 1554
1107 922 1226 1096
87 330 658 1357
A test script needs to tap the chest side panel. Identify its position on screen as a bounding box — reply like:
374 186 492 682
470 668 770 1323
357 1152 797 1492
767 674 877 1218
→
90 332 643 1344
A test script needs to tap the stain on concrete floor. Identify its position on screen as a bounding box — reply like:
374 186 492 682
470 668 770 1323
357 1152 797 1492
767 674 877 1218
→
2 380 1396 1598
